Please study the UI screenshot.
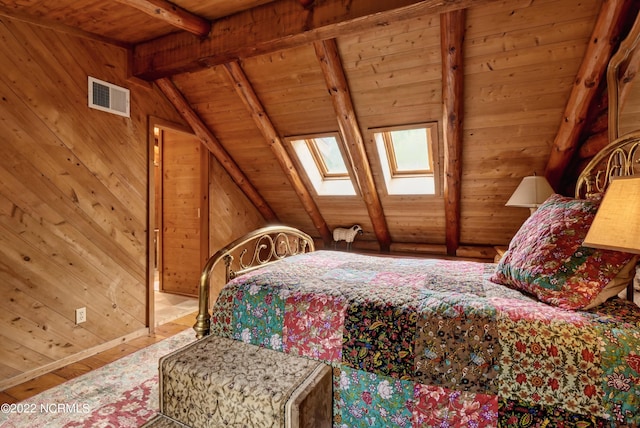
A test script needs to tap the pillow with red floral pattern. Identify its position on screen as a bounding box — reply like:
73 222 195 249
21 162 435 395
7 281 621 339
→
491 193 637 310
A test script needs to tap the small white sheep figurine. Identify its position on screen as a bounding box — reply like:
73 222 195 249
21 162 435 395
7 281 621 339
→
333 224 363 251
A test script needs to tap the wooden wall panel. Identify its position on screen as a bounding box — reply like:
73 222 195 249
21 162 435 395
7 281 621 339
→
0 17 185 389
339 15 442 129
337 14 445 246
172 61 320 237
240 45 338 137
238 45 376 244
383 198 446 244
208 155 266 300
462 0 602 245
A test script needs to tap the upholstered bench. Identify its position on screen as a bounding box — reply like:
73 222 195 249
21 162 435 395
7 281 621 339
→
143 335 332 428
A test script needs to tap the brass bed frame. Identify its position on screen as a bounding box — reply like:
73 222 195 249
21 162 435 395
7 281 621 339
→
575 131 640 198
193 133 640 338
575 131 640 302
193 225 315 339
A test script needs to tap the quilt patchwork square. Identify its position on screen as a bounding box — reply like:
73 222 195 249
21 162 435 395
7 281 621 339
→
232 283 286 350
498 399 609 427
496 316 603 418
283 291 346 363
598 324 640 423
413 384 498 427
333 366 414 428
209 286 235 338
342 300 417 379
415 295 501 394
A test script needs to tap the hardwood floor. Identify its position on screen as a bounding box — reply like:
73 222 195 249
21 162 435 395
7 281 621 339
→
153 268 200 326
0 311 197 405
154 289 199 326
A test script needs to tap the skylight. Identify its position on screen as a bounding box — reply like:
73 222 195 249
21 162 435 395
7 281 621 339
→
384 128 433 176
289 133 356 196
305 136 348 179
374 123 438 195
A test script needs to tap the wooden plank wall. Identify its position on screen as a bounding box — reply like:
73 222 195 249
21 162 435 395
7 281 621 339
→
172 64 319 236
461 0 601 244
0 17 186 389
239 45 376 244
208 155 266 300
337 13 445 247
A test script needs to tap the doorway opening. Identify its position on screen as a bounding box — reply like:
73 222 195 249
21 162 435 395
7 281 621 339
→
151 124 202 328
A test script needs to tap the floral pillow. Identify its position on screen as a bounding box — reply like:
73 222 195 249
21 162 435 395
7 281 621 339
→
491 193 637 310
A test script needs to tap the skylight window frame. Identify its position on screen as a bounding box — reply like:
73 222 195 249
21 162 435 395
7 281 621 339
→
286 132 358 197
372 122 440 196
382 125 435 178
304 138 349 180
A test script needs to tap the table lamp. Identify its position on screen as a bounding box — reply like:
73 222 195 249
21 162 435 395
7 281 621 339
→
583 177 640 301
505 175 554 215
583 177 640 253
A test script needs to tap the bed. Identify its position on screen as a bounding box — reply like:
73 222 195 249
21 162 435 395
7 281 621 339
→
193 134 640 427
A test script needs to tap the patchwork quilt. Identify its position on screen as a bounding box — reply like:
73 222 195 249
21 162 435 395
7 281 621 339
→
209 250 640 427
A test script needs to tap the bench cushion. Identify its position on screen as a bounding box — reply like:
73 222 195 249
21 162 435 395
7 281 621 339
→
157 335 332 428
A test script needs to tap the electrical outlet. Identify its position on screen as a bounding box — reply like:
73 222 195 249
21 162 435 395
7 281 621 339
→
75 307 87 324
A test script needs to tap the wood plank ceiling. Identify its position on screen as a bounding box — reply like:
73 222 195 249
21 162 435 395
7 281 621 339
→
1 0 638 256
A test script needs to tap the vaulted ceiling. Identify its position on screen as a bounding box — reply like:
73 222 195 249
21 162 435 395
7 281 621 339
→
1 0 638 255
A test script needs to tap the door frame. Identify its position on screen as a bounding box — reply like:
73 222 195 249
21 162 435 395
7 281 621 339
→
147 116 208 332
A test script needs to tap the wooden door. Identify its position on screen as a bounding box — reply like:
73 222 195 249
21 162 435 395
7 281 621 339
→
159 129 208 296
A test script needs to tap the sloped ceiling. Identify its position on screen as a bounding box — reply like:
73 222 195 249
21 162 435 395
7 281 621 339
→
1 0 638 255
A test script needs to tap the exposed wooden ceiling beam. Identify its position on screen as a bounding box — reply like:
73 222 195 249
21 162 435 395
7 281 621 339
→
113 0 210 37
314 39 391 252
578 15 640 161
155 77 278 222
441 9 465 257
222 61 333 245
544 0 632 191
132 0 501 80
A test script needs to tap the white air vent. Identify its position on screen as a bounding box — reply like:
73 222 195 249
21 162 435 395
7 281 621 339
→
88 76 130 117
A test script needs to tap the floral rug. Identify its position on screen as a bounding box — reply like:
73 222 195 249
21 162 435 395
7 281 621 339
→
0 329 196 428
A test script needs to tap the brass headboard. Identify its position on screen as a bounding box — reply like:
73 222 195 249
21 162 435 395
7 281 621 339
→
575 131 640 303
575 131 640 198
193 225 315 338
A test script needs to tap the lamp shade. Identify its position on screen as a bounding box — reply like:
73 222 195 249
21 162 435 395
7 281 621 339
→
583 177 640 254
505 175 554 208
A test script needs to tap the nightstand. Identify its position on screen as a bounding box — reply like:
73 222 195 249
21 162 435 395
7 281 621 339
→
493 246 508 263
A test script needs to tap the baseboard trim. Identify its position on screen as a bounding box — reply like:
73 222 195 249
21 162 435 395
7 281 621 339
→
0 327 150 391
